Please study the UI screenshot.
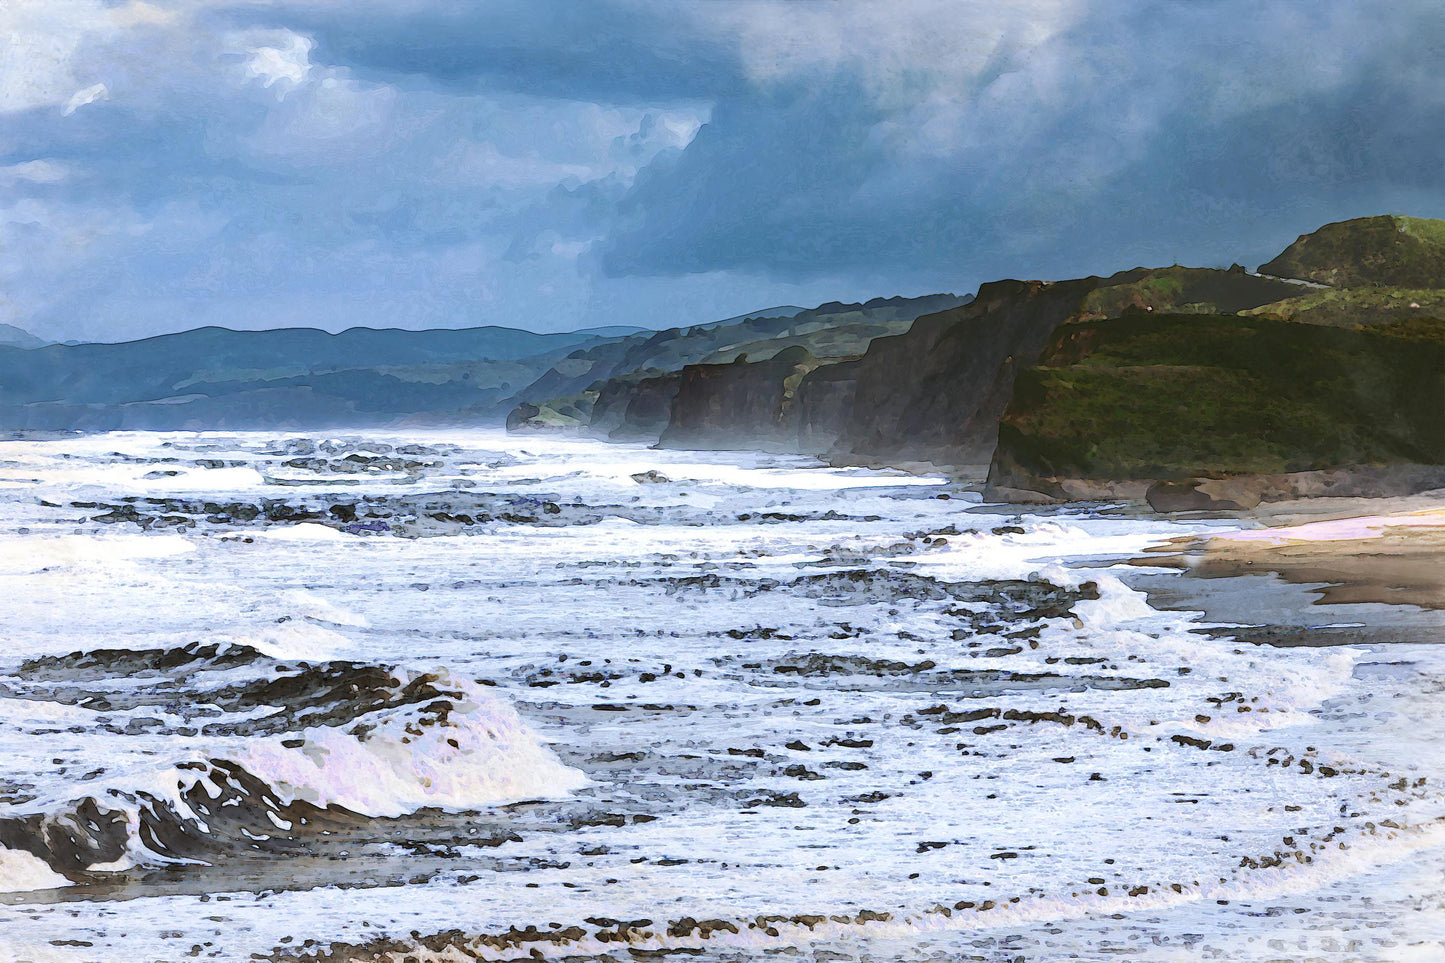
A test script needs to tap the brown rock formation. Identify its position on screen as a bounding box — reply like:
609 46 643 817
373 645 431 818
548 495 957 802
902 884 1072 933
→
829 278 1101 467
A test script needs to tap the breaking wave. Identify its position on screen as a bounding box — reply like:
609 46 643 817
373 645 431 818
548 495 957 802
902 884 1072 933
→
0 663 585 888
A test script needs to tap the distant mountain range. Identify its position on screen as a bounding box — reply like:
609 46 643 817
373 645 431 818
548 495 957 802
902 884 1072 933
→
0 323 646 430
0 323 48 350
0 301 966 431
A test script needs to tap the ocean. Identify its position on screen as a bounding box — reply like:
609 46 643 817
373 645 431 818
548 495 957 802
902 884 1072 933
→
0 430 1440 962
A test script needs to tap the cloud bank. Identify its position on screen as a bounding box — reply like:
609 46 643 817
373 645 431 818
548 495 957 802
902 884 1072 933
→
1 0 1440 340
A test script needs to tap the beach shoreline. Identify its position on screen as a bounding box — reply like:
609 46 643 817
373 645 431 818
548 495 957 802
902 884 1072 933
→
1123 497 1445 646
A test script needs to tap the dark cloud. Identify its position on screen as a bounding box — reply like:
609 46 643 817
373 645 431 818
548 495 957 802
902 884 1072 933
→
1 0 1440 341
596 0 1445 282
211 0 748 101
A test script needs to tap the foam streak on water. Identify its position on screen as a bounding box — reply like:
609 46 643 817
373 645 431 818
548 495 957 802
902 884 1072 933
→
0 429 1439 962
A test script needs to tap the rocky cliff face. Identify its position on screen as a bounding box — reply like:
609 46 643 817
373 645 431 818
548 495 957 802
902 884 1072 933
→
500 292 967 430
791 360 861 454
504 213 1444 498
828 278 1101 467
657 347 824 452
589 372 683 440
645 267 1308 465
978 214 1445 504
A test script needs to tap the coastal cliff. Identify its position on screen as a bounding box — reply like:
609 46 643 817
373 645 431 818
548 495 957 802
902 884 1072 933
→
642 266 1311 464
589 372 684 440
825 278 1100 467
986 314 1445 505
504 213 1444 506
985 215 1445 505
657 347 823 452
504 293 966 436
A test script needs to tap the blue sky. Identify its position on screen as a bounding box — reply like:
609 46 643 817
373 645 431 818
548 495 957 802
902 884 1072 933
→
1 0 1441 341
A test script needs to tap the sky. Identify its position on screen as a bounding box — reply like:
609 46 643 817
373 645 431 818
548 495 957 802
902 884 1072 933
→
1 0 1441 342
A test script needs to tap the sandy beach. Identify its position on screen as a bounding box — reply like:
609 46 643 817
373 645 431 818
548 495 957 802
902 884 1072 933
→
1129 498 1445 646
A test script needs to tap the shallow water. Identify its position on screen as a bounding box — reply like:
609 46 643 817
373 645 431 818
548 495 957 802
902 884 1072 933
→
0 430 1440 962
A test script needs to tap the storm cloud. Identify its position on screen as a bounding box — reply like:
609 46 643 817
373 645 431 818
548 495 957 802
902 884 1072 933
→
1 0 1440 341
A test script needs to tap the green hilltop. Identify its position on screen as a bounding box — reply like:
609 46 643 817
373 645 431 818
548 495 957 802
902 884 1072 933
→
1259 214 1445 288
988 214 1445 502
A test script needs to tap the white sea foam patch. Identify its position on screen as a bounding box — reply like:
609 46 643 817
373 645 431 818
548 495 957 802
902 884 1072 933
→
480 443 948 492
0 937 84 963
275 589 369 627
0 845 71 893
217 619 354 661
252 523 353 542
237 674 587 817
1071 573 1165 626
1068 575 1363 728
138 465 268 493
9 460 266 494
0 532 194 576
913 520 1201 584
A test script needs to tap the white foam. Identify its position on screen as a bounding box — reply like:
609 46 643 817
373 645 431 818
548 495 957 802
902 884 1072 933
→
0 532 194 576
236 674 588 817
217 619 354 661
252 523 352 542
1071 574 1165 626
275 589 369 627
0 846 70 893
0 937 84 963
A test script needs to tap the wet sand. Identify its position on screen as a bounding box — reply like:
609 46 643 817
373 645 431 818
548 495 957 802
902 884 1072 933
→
1128 502 1445 645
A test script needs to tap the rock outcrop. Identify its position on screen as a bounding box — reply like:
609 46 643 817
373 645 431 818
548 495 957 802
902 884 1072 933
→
589 372 683 440
658 347 824 451
828 278 1101 467
1259 215 1445 288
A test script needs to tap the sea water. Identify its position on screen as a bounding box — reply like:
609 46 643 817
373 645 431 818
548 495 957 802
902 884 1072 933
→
0 430 1439 962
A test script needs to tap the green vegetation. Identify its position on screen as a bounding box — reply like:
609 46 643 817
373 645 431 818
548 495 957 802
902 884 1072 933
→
1081 265 1301 319
1401 215 1445 248
1259 215 1445 288
1241 286 1445 327
999 314 1445 480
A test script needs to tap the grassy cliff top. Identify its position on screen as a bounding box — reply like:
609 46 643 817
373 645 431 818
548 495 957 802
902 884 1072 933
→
1241 286 1445 327
1079 264 1301 319
1259 215 1445 288
999 314 1445 480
